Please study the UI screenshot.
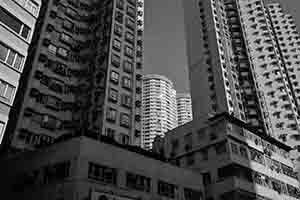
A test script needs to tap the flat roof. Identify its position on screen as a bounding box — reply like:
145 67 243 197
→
209 112 293 151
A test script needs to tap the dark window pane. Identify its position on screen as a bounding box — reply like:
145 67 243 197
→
0 43 8 61
21 25 30 39
14 55 23 70
0 7 22 33
6 50 16 66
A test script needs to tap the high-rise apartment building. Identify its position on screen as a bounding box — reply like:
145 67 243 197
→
3 0 143 152
142 74 177 150
182 0 300 155
177 93 193 126
0 0 41 144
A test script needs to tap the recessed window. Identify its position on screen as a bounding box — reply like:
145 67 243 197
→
126 6 135 17
57 47 68 58
126 172 151 192
115 11 124 23
121 94 132 108
113 39 122 51
0 7 31 40
125 31 134 43
158 181 177 198
0 80 15 104
109 88 118 102
126 17 135 30
123 60 133 73
114 24 123 36
0 42 24 70
124 45 134 57
120 113 130 128
48 44 57 55
116 0 124 10
106 107 117 122
24 0 39 16
88 162 117 185
110 70 119 84
60 33 72 44
111 53 121 67
122 76 132 89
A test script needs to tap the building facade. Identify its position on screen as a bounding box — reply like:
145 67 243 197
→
3 0 144 152
153 113 300 200
0 0 41 144
0 136 204 200
182 0 300 156
142 74 177 150
177 93 193 126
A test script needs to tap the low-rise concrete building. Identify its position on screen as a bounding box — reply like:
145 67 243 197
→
153 113 300 200
0 136 204 200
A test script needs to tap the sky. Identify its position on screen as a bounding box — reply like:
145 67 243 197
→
144 0 188 93
144 0 300 93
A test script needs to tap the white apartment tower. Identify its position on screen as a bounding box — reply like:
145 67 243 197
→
182 0 300 160
176 93 193 126
142 74 177 150
0 0 41 144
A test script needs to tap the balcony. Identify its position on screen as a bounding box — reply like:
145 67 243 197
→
206 177 299 200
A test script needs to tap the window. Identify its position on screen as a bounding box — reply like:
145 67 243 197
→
215 141 227 155
158 181 177 198
0 121 5 143
126 17 135 30
218 165 234 180
121 133 129 145
106 107 117 122
123 60 133 73
114 24 123 36
0 42 24 70
113 39 122 51
0 80 15 104
41 161 70 184
115 11 124 23
57 47 68 58
230 142 239 154
122 76 132 89
109 88 118 102
126 6 135 17
60 33 72 44
250 148 265 165
41 115 60 130
116 0 124 10
125 31 134 43
124 45 134 57
184 188 202 200
126 172 151 192
88 162 117 185
0 7 31 40
121 94 132 108
110 71 119 84
24 0 39 16
48 44 57 54
120 113 130 128
240 146 248 159
105 128 115 138
111 53 121 67
63 19 74 30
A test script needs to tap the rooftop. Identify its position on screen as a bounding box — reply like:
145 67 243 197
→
209 112 293 151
